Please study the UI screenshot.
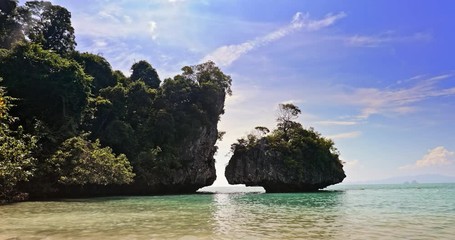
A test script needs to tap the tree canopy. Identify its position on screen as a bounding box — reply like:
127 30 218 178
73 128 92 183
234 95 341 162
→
72 52 117 92
18 1 76 54
0 0 24 49
50 135 134 186
0 42 90 139
130 60 161 89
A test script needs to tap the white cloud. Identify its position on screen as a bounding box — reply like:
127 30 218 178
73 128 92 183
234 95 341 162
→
71 0 234 61
74 13 140 38
202 12 346 66
305 12 347 30
346 32 431 47
148 21 157 32
72 2 172 41
416 147 454 167
148 21 158 39
336 74 455 120
327 131 361 140
400 146 455 170
93 39 108 48
316 120 359 126
97 4 132 24
203 43 255 67
123 15 133 24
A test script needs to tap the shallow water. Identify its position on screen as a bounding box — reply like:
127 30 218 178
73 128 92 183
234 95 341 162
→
1 183 454 239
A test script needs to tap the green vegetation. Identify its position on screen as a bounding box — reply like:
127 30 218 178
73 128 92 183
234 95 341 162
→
0 1 231 202
231 103 343 178
50 134 134 186
0 85 37 202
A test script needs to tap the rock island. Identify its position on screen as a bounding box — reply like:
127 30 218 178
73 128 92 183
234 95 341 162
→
225 103 345 192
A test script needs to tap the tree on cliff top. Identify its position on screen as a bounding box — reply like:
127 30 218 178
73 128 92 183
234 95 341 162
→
276 103 302 141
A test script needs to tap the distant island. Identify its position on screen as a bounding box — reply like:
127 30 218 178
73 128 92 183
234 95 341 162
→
1 1 231 202
225 103 346 192
348 174 455 185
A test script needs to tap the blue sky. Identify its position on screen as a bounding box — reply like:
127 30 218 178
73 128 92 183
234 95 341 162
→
31 0 455 184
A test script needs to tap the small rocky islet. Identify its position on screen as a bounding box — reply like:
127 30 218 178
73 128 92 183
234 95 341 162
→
225 104 346 192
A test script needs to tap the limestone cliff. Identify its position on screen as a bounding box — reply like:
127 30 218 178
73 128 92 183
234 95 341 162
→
111 88 224 195
225 137 346 192
134 83 226 194
137 125 219 194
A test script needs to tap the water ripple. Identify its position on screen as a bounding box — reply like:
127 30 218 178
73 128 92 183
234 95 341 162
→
1 183 454 239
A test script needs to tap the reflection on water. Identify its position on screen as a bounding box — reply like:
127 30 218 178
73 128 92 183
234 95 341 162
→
1 184 455 239
212 191 345 239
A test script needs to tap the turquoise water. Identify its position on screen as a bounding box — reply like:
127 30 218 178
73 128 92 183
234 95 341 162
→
1 183 454 239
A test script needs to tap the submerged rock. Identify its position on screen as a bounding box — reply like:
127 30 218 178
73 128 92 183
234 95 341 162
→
225 135 346 192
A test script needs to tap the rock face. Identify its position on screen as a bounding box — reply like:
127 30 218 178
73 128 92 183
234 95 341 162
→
225 139 346 192
139 125 219 194
128 90 225 195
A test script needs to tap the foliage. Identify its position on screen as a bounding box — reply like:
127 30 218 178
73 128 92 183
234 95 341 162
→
276 103 302 140
0 42 91 139
18 1 76 54
50 134 135 185
181 61 232 95
100 120 137 157
0 84 37 202
130 60 160 89
277 103 301 123
72 52 116 93
0 0 24 49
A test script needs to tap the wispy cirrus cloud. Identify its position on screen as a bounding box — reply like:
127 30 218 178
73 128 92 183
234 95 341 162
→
327 131 361 140
72 0 202 41
337 74 455 120
345 32 431 47
202 12 346 66
316 120 359 126
400 146 455 170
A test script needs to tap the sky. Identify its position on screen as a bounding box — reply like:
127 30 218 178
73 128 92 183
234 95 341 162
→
24 0 455 184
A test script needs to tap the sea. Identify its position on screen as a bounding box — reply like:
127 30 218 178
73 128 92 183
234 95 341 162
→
1 183 454 239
